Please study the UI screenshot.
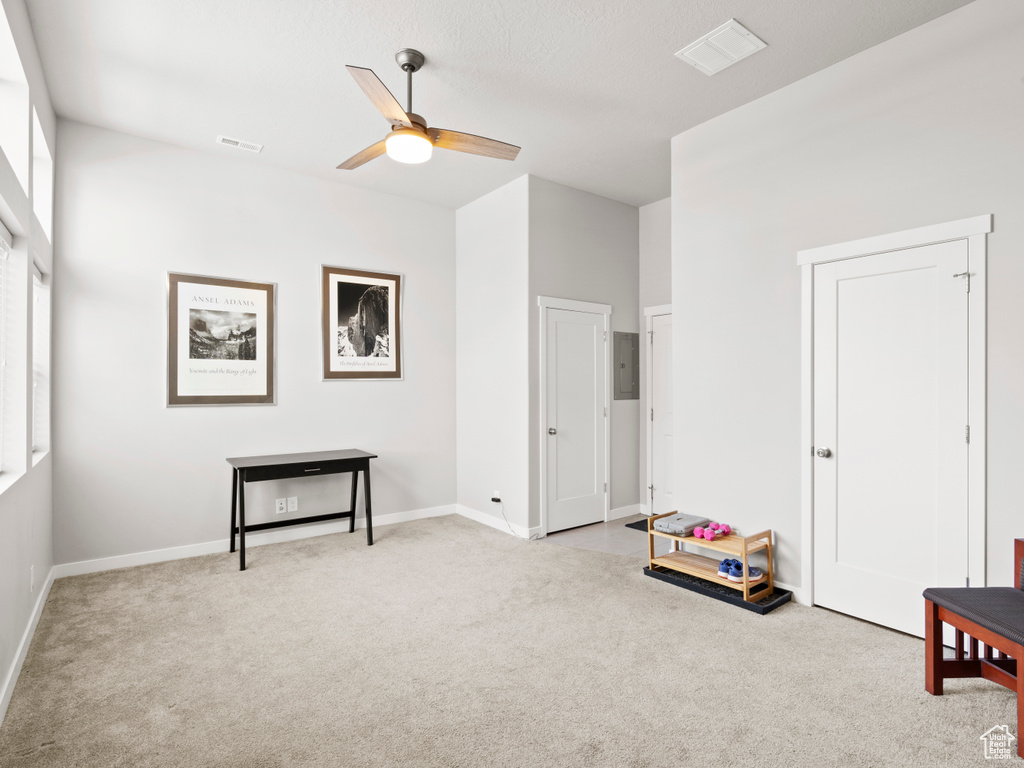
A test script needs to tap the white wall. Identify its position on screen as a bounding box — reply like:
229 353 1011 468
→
639 198 670 312
455 176 530 532
638 197 670 509
671 0 1024 591
53 121 457 565
528 176 640 527
0 0 56 724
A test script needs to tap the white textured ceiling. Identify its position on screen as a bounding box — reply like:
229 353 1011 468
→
24 0 974 208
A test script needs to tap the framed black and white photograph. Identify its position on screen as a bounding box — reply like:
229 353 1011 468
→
167 272 276 405
321 265 402 380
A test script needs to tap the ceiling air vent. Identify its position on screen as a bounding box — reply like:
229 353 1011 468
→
675 19 766 76
216 135 263 153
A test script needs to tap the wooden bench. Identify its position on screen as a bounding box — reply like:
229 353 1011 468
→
924 539 1024 759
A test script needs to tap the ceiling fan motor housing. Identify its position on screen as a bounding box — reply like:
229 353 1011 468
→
395 48 425 72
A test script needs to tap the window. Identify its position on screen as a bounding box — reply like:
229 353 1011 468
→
0 7 29 195
0 224 8 468
31 264 48 455
31 110 52 240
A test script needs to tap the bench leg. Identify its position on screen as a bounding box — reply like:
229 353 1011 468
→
1018 653 1023 759
925 599 943 696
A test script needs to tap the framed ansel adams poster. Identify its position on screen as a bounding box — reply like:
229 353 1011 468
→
322 265 402 380
167 272 276 405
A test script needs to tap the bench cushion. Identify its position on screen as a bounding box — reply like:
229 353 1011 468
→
923 587 1024 647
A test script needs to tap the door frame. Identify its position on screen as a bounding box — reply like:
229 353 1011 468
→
798 214 991 608
538 295 611 537
644 304 672 516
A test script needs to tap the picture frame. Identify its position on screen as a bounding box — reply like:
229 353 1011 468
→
321 265 402 380
167 272 276 405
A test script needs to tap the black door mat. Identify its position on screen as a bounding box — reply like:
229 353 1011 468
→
643 566 793 615
625 519 649 532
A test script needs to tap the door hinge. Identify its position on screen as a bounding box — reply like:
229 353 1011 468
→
650 408 654 422
965 424 970 444
649 330 654 343
966 576 971 587
603 331 607 341
603 482 607 492
604 407 607 417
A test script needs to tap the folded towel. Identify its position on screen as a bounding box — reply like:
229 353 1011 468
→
653 513 711 536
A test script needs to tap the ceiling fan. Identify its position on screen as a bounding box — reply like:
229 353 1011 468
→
337 49 521 170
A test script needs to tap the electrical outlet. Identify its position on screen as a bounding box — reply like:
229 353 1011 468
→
493 489 500 499
275 498 287 514
287 496 298 512
30 565 34 593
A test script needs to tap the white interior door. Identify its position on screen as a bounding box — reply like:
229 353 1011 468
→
813 239 970 638
650 313 674 515
545 307 607 532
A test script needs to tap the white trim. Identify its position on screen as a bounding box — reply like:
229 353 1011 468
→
797 214 992 266
536 295 612 315
799 264 814 607
643 303 672 317
540 311 548 537
776 580 807 607
0 218 11 250
609 504 642 521
538 302 611 536
52 505 456 579
799 217 990 608
603 313 611 524
639 504 651 517
454 504 539 539
1 566 55 726
968 233 987 587
644 306 672 518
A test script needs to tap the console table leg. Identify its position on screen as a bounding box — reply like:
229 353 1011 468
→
239 473 247 571
230 468 238 553
349 470 359 534
364 465 373 546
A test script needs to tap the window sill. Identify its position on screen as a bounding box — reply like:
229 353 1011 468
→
0 467 25 497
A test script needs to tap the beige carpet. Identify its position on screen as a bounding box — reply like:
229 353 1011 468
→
0 514 1015 767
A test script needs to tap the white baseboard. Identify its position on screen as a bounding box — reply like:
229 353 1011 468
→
776 580 808 606
1 565 55 727
639 504 651 517
52 504 457 579
608 504 642 521
454 504 537 540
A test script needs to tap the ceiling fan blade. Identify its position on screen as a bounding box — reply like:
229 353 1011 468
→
336 139 387 170
346 65 412 127
428 128 520 161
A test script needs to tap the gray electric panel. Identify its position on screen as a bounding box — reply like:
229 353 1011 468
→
613 332 640 400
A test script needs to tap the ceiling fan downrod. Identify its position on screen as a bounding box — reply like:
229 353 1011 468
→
395 48 425 116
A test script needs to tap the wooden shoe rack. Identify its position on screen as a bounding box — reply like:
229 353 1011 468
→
647 512 774 602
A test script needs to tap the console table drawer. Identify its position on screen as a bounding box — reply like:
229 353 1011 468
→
243 458 367 482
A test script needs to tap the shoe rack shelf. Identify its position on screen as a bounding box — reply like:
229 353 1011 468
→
646 513 775 602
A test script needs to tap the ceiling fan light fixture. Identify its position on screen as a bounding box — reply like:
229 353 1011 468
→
385 127 432 164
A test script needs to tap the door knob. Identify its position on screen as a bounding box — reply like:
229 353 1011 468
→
548 428 557 435
816 447 832 458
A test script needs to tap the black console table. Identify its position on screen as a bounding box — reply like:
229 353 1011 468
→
227 449 377 571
